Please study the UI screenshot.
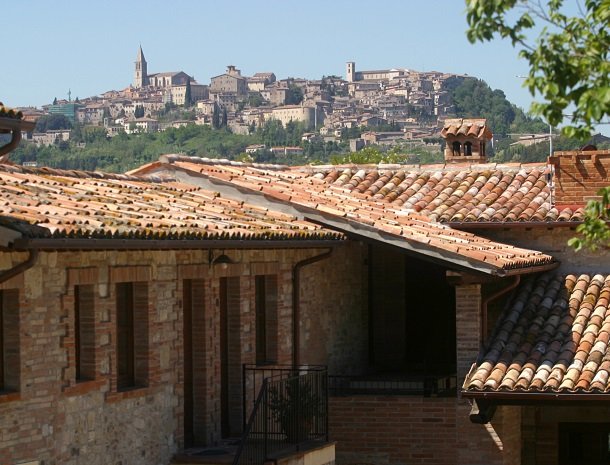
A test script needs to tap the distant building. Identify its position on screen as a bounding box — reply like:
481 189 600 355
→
270 105 318 129
210 65 248 96
132 46 206 104
345 61 407 83
48 103 81 124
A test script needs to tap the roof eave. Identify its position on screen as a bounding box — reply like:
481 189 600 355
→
461 389 610 402
9 237 345 252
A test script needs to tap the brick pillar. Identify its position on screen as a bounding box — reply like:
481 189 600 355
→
454 283 504 465
455 284 481 383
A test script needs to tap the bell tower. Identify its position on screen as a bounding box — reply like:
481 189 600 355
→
134 45 149 88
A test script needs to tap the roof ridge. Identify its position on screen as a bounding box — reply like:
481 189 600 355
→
160 154 290 171
0 163 167 183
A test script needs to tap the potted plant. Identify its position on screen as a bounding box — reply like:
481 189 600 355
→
268 375 323 444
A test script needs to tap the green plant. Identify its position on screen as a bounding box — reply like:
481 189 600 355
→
268 376 322 443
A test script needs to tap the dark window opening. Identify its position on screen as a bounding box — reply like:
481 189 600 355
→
116 282 148 390
0 290 20 392
559 423 610 465
75 285 95 382
452 141 461 156
369 244 456 376
255 275 278 365
464 141 473 156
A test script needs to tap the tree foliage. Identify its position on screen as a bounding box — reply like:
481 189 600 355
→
466 0 610 139
568 187 610 251
35 114 72 132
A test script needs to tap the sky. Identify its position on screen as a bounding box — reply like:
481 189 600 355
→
3 0 603 134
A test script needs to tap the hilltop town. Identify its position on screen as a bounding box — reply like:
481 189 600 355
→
18 47 471 153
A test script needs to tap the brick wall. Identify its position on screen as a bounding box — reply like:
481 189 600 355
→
549 150 610 207
0 244 365 465
330 396 457 465
520 405 610 465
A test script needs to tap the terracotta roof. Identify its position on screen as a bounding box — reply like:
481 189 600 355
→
134 156 558 276
464 273 610 394
0 164 342 242
140 158 585 224
302 164 585 223
441 118 492 140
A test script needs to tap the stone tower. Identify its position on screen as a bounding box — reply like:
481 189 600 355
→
346 61 356 83
134 46 149 88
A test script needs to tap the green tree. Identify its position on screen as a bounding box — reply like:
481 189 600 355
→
35 114 72 132
221 108 228 128
184 77 192 107
466 0 610 250
286 83 304 105
212 103 221 129
466 0 610 139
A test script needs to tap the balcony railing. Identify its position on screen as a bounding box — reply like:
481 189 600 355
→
328 373 457 397
234 365 329 465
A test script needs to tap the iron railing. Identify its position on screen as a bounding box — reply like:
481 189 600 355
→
328 373 457 397
234 366 328 465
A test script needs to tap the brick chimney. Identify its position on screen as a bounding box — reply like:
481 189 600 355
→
440 118 492 163
549 150 610 208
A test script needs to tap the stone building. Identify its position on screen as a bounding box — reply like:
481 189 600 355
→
2 108 610 465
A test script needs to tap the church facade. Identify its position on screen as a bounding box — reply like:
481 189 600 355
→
133 46 208 105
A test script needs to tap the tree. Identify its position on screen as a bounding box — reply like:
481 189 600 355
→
286 83 304 105
52 97 58 105
134 105 145 118
35 114 72 132
212 103 221 129
184 77 192 107
466 0 609 140
221 107 228 128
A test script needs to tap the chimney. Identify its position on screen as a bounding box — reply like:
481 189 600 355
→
549 149 610 208
440 118 492 163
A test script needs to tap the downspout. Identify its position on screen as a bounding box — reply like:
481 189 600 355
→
0 249 39 285
292 249 333 367
480 275 520 346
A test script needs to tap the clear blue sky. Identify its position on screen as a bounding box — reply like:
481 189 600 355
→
4 0 602 134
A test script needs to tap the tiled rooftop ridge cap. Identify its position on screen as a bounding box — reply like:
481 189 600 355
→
0 163 167 183
161 154 548 174
159 154 289 170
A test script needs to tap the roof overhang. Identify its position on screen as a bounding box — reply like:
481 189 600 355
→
462 389 610 403
9 237 344 252
138 162 558 277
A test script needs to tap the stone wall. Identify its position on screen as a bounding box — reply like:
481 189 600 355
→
0 243 366 465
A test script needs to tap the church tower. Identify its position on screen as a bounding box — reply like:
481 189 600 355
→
134 46 148 88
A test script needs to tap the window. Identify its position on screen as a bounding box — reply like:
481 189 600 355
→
0 290 20 392
74 285 95 382
255 275 278 364
464 141 473 156
452 141 461 156
115 282 149 390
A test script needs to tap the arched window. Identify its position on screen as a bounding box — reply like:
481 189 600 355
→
464 141 473 156
452 141 461 156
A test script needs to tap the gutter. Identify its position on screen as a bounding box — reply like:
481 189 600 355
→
461 389 610 403
12 238 344 251
292 249 333 367
0 249 38 285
